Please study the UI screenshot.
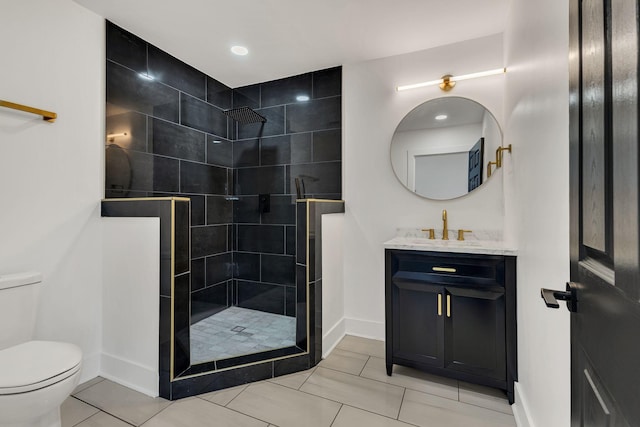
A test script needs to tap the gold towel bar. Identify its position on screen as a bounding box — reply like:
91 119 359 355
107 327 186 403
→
0 100 57 123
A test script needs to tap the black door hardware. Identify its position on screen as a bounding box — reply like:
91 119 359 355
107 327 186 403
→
540 282 578 312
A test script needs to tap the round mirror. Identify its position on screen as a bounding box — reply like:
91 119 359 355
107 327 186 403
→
390 97 502 200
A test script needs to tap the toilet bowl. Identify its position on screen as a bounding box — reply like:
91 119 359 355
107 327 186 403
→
0 341 82 427
0 273 83 427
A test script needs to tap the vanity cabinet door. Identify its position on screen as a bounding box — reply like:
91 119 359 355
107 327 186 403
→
444 286 506 381
392 279 445 368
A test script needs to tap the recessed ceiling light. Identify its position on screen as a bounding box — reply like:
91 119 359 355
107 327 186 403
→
296 95 310 102
435 114 448 121
231 45 249 56
138 73 154 81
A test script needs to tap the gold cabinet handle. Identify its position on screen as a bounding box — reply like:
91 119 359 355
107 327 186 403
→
446 295 451 317
432 266 457 273
437 294 442 316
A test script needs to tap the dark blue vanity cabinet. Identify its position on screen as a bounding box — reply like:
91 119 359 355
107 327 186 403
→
385 249 517 403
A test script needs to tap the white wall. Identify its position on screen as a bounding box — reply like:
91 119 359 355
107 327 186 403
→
504 0 570 426
0 0 104 382
342 34 505 339
321 213 345 356
102 218 160 396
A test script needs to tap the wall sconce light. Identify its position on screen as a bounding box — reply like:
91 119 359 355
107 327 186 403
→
496 144 512 168
487 160 498 178
396 68 506 92
488 144 513 178
106 132 127 142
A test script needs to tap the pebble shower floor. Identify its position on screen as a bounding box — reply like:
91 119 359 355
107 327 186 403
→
190 306 296 364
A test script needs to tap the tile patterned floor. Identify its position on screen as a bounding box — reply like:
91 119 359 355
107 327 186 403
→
62 335 516 427
190 306 296 364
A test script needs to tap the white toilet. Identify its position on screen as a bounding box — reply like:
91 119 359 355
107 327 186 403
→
0 272 83 427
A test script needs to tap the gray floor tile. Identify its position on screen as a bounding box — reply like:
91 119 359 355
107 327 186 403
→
73 377 105 395
74 379 171 426
318 348 369 375
61 397 100 427
142 397 268 427
459 381 513 414
300 367 404 419
361 356 459 400
399 389 517 427
75 412 132 427
267 367 315 390
199 384 247 406
332 405 416 427
335 335 385 358
227 381 341 427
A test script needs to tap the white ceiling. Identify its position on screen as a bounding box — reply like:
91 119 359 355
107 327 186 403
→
74 0 509 88
397 97 488 132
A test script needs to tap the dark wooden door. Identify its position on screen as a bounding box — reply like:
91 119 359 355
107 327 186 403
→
392 279 444 367
444 286 506 381
468 137 484 192
567 0 640 425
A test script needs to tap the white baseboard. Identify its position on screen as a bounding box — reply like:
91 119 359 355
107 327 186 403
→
79 351 101 385
100 352 158 397
512 382 534 427
323 318 346 358
344 317 385 341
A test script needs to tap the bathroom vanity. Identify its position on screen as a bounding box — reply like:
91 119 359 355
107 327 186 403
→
384 235 517 403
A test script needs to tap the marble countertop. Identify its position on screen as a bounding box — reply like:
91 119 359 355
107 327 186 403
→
384 228 517 256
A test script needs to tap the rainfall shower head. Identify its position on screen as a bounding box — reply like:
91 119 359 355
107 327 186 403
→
223 106 266 124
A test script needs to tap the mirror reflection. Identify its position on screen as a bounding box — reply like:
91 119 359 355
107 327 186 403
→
390 97 502 200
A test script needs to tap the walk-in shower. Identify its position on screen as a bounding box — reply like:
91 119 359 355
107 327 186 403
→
104 21 342 398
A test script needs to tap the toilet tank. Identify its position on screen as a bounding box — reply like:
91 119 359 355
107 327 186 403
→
0 272 42 350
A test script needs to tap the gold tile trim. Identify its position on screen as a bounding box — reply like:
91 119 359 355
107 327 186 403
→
306 200 311 353
296 198 345 203
173 351 310 381
170 199 176 381
169 198 342 383
102 197 191 202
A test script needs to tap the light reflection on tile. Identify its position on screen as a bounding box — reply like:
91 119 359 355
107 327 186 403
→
399 389 516 427
143 397 267 427
300 367 404 418
61 397 100 427
268 367 315 390
361 356 459 400
199 384 247 406
459 381 513 415
335 335 385 358
227 381 341 427
74 379 170 426
332 405 416 427
318 348 369 375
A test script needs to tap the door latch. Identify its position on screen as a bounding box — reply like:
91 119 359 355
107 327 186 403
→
540 282 578 312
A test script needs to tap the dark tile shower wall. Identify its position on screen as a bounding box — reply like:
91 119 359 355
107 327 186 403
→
232 68 342 316
105 21 342 322
105 22 234 324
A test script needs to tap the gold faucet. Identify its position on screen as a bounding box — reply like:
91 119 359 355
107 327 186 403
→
442 209 449 240
421 228 435 239
457 229 472 241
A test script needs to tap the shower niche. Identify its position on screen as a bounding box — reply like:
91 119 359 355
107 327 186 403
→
103 21 343 399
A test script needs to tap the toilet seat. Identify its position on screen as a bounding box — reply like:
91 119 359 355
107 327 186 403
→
0 340 82 395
